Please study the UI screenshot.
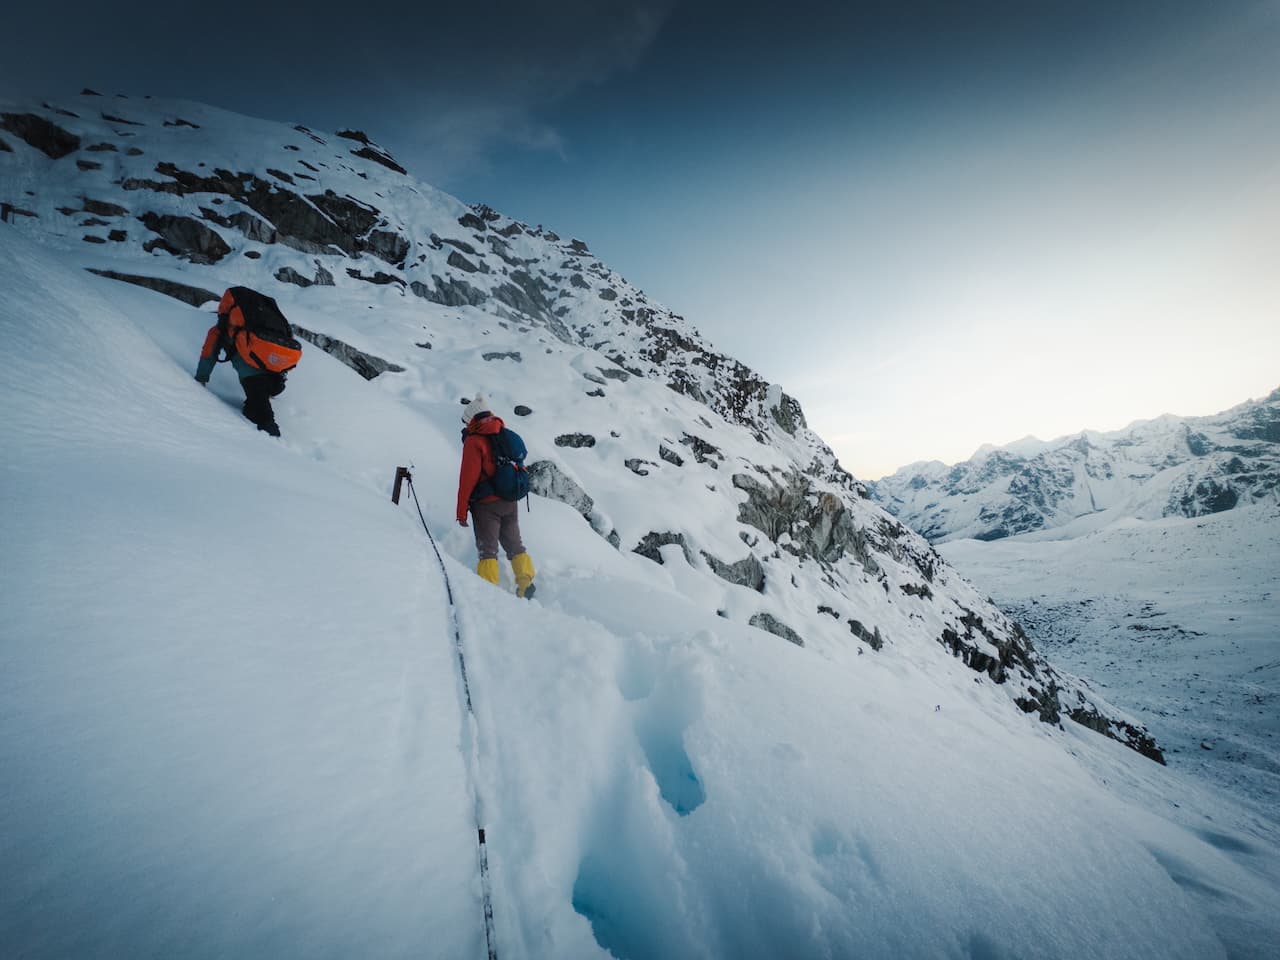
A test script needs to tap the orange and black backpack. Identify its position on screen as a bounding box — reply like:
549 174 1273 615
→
216 286 303 374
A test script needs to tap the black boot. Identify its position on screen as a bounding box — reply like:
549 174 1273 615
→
242 374 282 437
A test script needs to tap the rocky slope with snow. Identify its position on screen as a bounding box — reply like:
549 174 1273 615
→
871 391 1280 543
7 92 1280 960
0 91 1165 760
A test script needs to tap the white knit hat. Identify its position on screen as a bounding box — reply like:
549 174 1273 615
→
460 393 492 424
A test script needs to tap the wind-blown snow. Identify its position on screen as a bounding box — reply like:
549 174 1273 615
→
3 98 1279 959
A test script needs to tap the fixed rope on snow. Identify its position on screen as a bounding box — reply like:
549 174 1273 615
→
392 465 497 960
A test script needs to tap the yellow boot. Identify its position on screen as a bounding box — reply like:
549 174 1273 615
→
476 558 500 585
511 552 536 599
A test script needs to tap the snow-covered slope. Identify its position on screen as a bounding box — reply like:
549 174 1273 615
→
941 506 1280 819
4 94 1279 958
0 91 1158 757
871 394 1280 544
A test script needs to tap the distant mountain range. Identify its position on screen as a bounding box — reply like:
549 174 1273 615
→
871 389 1280 543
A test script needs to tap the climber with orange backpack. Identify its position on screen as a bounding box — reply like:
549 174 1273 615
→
456 394 537 598
195 286 302 437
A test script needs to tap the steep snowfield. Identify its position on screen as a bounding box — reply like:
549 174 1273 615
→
2 95 1279 958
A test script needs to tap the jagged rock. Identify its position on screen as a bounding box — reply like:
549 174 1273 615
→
555 433 596 448
582 371 607 385
310 190 380 237
266 167 295 185
1185 430 1213 456
292 326 404 380
228 211 276 244
492 271 559 326
410 275 487 307
76 159 101 171
80 217 111 227
122 163 391 258
365 229 410 265
633 531 693 566
107 230 127 242
659 444 684 467
749 613 804 647
440 237 477 255
598 288 618 301
1171 477 1238 516
701 550 765 591
138 212 231 263
681 433 724 465
586 388 605 398
731 471 882 572
86 142 116 152
85 269 219 306
482 351 522 362
458 213 487 231
101 112 143 126
346 268 404 286
0 113 80 159
625 459 653 476
351 145 407 174
82 235 107 244
275 267 313 287
527 460 593 519
570 273 589 289
82 198 128 217
513 405 533 417
600 368 630 382
568 239 590 254
900 582 933 600
448 251 480 273
1065 695 1165 764
847 619 884 651
939 609 1039 687
163 117 200 129
486 235 523 267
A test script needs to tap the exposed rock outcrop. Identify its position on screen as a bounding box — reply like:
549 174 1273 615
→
701 550 765 592
291 327 404 380
749 613 804 647
138 212 231 263
411 275 487 307
555 433 596 449
85 269 220 306
0 113 80 158
527 460 593 519
633 531 694 566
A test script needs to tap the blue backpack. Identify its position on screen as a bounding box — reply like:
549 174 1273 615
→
475 427 530 502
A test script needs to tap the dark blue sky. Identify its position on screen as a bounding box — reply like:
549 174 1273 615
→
5 1 1278 475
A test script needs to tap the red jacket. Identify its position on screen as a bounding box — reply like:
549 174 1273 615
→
457 414 505 522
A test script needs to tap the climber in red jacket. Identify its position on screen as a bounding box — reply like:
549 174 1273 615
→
456 394 536 598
